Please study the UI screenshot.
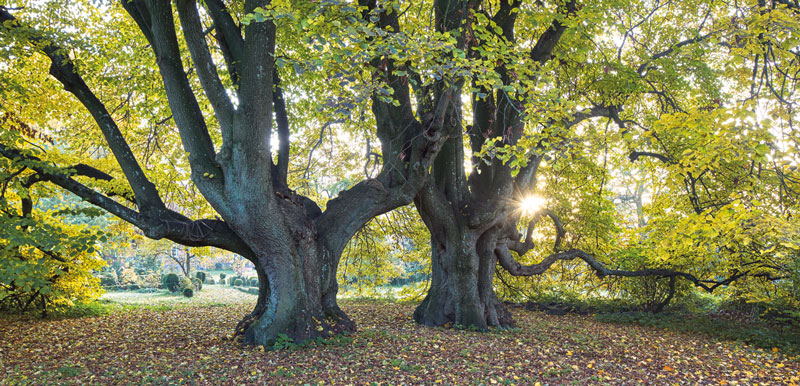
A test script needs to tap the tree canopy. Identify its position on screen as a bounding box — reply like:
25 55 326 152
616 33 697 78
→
1 0 799 344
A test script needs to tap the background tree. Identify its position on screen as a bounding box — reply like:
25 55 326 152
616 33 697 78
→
407 0 800 329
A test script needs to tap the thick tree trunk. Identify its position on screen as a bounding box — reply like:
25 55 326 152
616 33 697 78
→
413 226 514 330
235 237 355 346
223 191 358 346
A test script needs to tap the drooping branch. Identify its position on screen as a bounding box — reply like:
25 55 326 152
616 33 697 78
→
513 105 620 189
496 246 780 294
0 7 166 213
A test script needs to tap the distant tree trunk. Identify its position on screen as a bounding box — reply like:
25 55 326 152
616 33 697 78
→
184 248 192 277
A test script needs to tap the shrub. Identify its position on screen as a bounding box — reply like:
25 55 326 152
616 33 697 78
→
219 273 226 282
233 278 244 287
98 273 117 288
118 267 140 288
619 275 690 312
206 278 216 285
195 271 206 283
191 277 203 291
183 288 194 298
136 273 161 289
162 273 181 292
180 276 193 291
249 278 259 287
215 262 223 270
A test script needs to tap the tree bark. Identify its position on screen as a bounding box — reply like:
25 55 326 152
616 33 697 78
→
237 235 356 346
227 186 397 345
413 225 514 329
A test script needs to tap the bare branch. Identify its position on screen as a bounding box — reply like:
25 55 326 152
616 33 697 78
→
629 151 672 163
636 33 713 75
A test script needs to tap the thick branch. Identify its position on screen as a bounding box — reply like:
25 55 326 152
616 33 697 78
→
273 69 290 186
204 0 244 63
0 143 252 257
507 209 566 255
236 0 275 144
316 1 460 255
530 0 577 63
176 0 234 128
0 143 142 224
121 0 223 196
629 151 672 163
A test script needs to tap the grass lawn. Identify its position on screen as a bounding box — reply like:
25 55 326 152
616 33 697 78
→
100 285 252 308
1 287 798 385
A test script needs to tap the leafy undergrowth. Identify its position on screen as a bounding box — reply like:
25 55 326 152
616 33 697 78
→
1 300 798 385
596 311 800 356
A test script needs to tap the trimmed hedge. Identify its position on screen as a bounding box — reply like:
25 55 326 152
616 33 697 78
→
191 277 203 291
162 273 181 292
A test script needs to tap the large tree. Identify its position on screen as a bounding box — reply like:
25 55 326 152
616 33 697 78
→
411 0 800 328
0 0 456 345
1 0 798 343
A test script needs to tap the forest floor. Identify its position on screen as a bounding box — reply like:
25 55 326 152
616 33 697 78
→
1 287 798 385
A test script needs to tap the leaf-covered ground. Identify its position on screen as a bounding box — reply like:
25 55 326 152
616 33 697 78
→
1 289 798 385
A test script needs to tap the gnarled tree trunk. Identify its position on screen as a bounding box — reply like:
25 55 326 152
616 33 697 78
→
237 237 355 346
413 224 513 329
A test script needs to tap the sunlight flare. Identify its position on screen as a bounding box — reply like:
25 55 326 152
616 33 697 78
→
519 195 547 215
